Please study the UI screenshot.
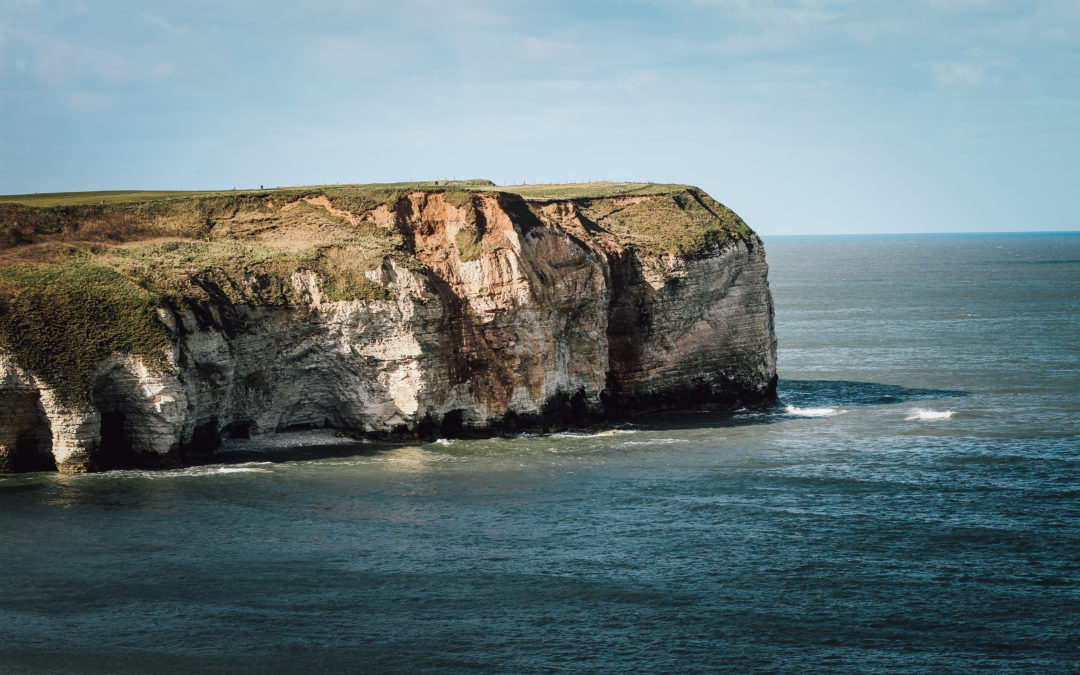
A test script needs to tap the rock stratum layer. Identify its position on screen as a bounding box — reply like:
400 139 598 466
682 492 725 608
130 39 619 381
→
0 181 776 472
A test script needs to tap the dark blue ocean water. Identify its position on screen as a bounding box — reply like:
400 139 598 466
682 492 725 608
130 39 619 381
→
2 233 1078 673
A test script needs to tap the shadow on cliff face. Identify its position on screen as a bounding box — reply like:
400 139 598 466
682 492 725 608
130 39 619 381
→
0 390 55 473
201 445 389 466
628 379 969 430
183 432 393 468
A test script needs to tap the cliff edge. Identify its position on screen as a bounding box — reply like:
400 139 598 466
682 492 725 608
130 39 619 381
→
0 181 776 472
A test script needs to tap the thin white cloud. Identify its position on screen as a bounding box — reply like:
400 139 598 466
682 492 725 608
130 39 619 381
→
931 61 990 88
3 25 175 87
920 0 1011 11
0 0 42 10
68 90 111 110
517 36 566 60
144 14 188 37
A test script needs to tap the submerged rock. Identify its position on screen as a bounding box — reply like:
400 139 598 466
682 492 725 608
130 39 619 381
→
0 182 776 472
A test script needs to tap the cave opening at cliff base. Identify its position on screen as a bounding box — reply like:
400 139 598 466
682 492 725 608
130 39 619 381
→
91 370 148 471
0 391 56 472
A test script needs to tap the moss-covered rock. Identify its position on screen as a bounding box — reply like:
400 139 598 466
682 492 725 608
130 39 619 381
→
0 258 171 408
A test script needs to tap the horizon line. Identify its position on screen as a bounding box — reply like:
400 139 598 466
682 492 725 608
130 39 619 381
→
762 230 1080 237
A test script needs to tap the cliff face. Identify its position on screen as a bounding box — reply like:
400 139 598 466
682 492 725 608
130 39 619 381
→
0 183 776 472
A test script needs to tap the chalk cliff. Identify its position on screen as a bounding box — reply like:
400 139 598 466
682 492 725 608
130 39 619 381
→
0 182 776 472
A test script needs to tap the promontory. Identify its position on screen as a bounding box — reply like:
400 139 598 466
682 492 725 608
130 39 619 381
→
0 180 776 472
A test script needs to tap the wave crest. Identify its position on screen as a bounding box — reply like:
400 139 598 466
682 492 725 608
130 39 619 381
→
905 409 956 421
784 405 844 417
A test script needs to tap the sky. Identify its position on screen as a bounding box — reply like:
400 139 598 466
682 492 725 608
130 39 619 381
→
1 0 1077 235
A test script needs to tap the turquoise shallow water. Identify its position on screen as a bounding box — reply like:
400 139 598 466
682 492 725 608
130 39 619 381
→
2 233 1079 672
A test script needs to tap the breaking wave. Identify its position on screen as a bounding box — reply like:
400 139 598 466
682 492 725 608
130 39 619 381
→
518 429 639 439
618 438 690 447
784 405 845 417
553 429 638 439
92 464 274 479
905 409 956 421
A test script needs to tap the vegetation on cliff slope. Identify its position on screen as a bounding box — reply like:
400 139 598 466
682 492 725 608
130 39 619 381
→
575 188 750 257
0 258 171 407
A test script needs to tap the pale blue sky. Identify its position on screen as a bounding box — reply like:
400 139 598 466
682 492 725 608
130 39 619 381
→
1 0 1077 234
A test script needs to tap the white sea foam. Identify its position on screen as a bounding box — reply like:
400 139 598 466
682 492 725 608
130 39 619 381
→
434 438 454 446
92 464 273 480
374 447 455 466
905 409 956 421
567 429 637 438
785 405 844 417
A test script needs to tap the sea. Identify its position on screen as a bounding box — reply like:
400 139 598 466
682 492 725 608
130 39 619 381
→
2 233 1078 673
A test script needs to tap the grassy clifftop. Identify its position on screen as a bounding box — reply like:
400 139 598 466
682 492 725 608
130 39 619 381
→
0 181 751 406
0 179 497 208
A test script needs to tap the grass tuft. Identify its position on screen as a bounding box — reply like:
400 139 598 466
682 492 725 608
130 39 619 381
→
455 227 483 262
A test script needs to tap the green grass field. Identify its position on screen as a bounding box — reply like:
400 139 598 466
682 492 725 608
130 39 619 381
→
0 189 246 207
488 181 691 200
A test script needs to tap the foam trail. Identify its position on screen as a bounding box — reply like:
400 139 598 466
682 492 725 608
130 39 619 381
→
785 405 844 417
94 465 273 480
619 439 690 447
550 429 638 439
905 409 956 421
